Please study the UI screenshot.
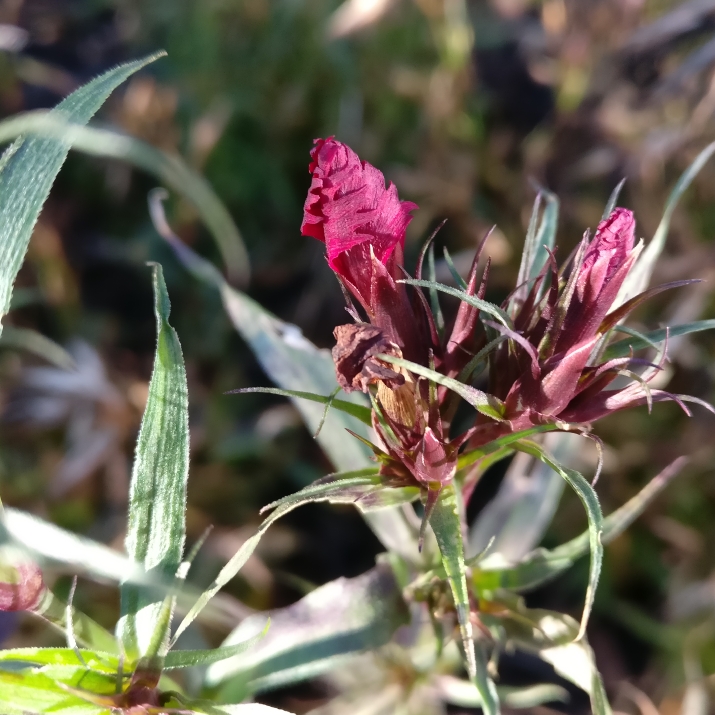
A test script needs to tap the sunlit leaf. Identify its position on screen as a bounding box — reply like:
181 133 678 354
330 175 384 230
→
164 621 268 669
0 113 248 285
428 485 500 715
0 647 118 673
435 676 568 710
474 457 685 595
0 52 164 339
228 387 372 426
204 562 409 693
603 319 715 360
172 469 414 642
118 263 189 658
0 665 116 715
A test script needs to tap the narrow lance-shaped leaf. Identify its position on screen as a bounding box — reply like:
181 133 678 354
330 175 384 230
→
118 263 190 658
602 178 626 220
529 186 559 286
204 563 409 693
474 457 685 593
0 52 164 338
513 440 603 640
616 140 715 307
603 319 715 360
228 386 372 426
172 468 407 644
399 278 512 329
164 620 269 669
429 484 501 715
0 117 249 284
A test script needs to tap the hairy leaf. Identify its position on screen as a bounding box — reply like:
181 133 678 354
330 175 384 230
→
429 485 500 715
0 52 164 338
0 113 248 285
118 263 189 658
513 441 602 639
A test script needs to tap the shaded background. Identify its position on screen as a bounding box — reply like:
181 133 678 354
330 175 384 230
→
1 0 715 712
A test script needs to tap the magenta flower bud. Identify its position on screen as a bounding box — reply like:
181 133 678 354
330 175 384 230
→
557 208 637 354
301 137 418 310
0 561 46 612
302 137 428 365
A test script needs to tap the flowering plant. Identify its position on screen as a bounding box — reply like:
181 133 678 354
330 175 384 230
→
233 136 712 714
2 59 714 715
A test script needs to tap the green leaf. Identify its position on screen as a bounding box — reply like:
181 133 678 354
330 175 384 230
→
228 387 372 426
468 435 570 561
160 218 419 560
474 456 685 595
32 591 119 656
261 468 419 515
427 243 445 335
204 562 409 693
510 188 559 312
399 278 512 329
428 485 500 715
1 507 166 592
0 665 117 715
528 187 559 285
164 621 268 669
0 648 118 673
602 177 626 220
442 246 468 290
377 353 506 421
0 114 248 285
118 263 190 658
0 326 76 370
617 140 715 306
172 469 414 643
603 319 715 360
511 441 602 640
0 52 164 339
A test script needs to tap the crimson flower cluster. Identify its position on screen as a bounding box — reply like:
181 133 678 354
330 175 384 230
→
301 137 695 504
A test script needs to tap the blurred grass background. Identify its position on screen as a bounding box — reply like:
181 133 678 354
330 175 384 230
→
0 0 715 712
